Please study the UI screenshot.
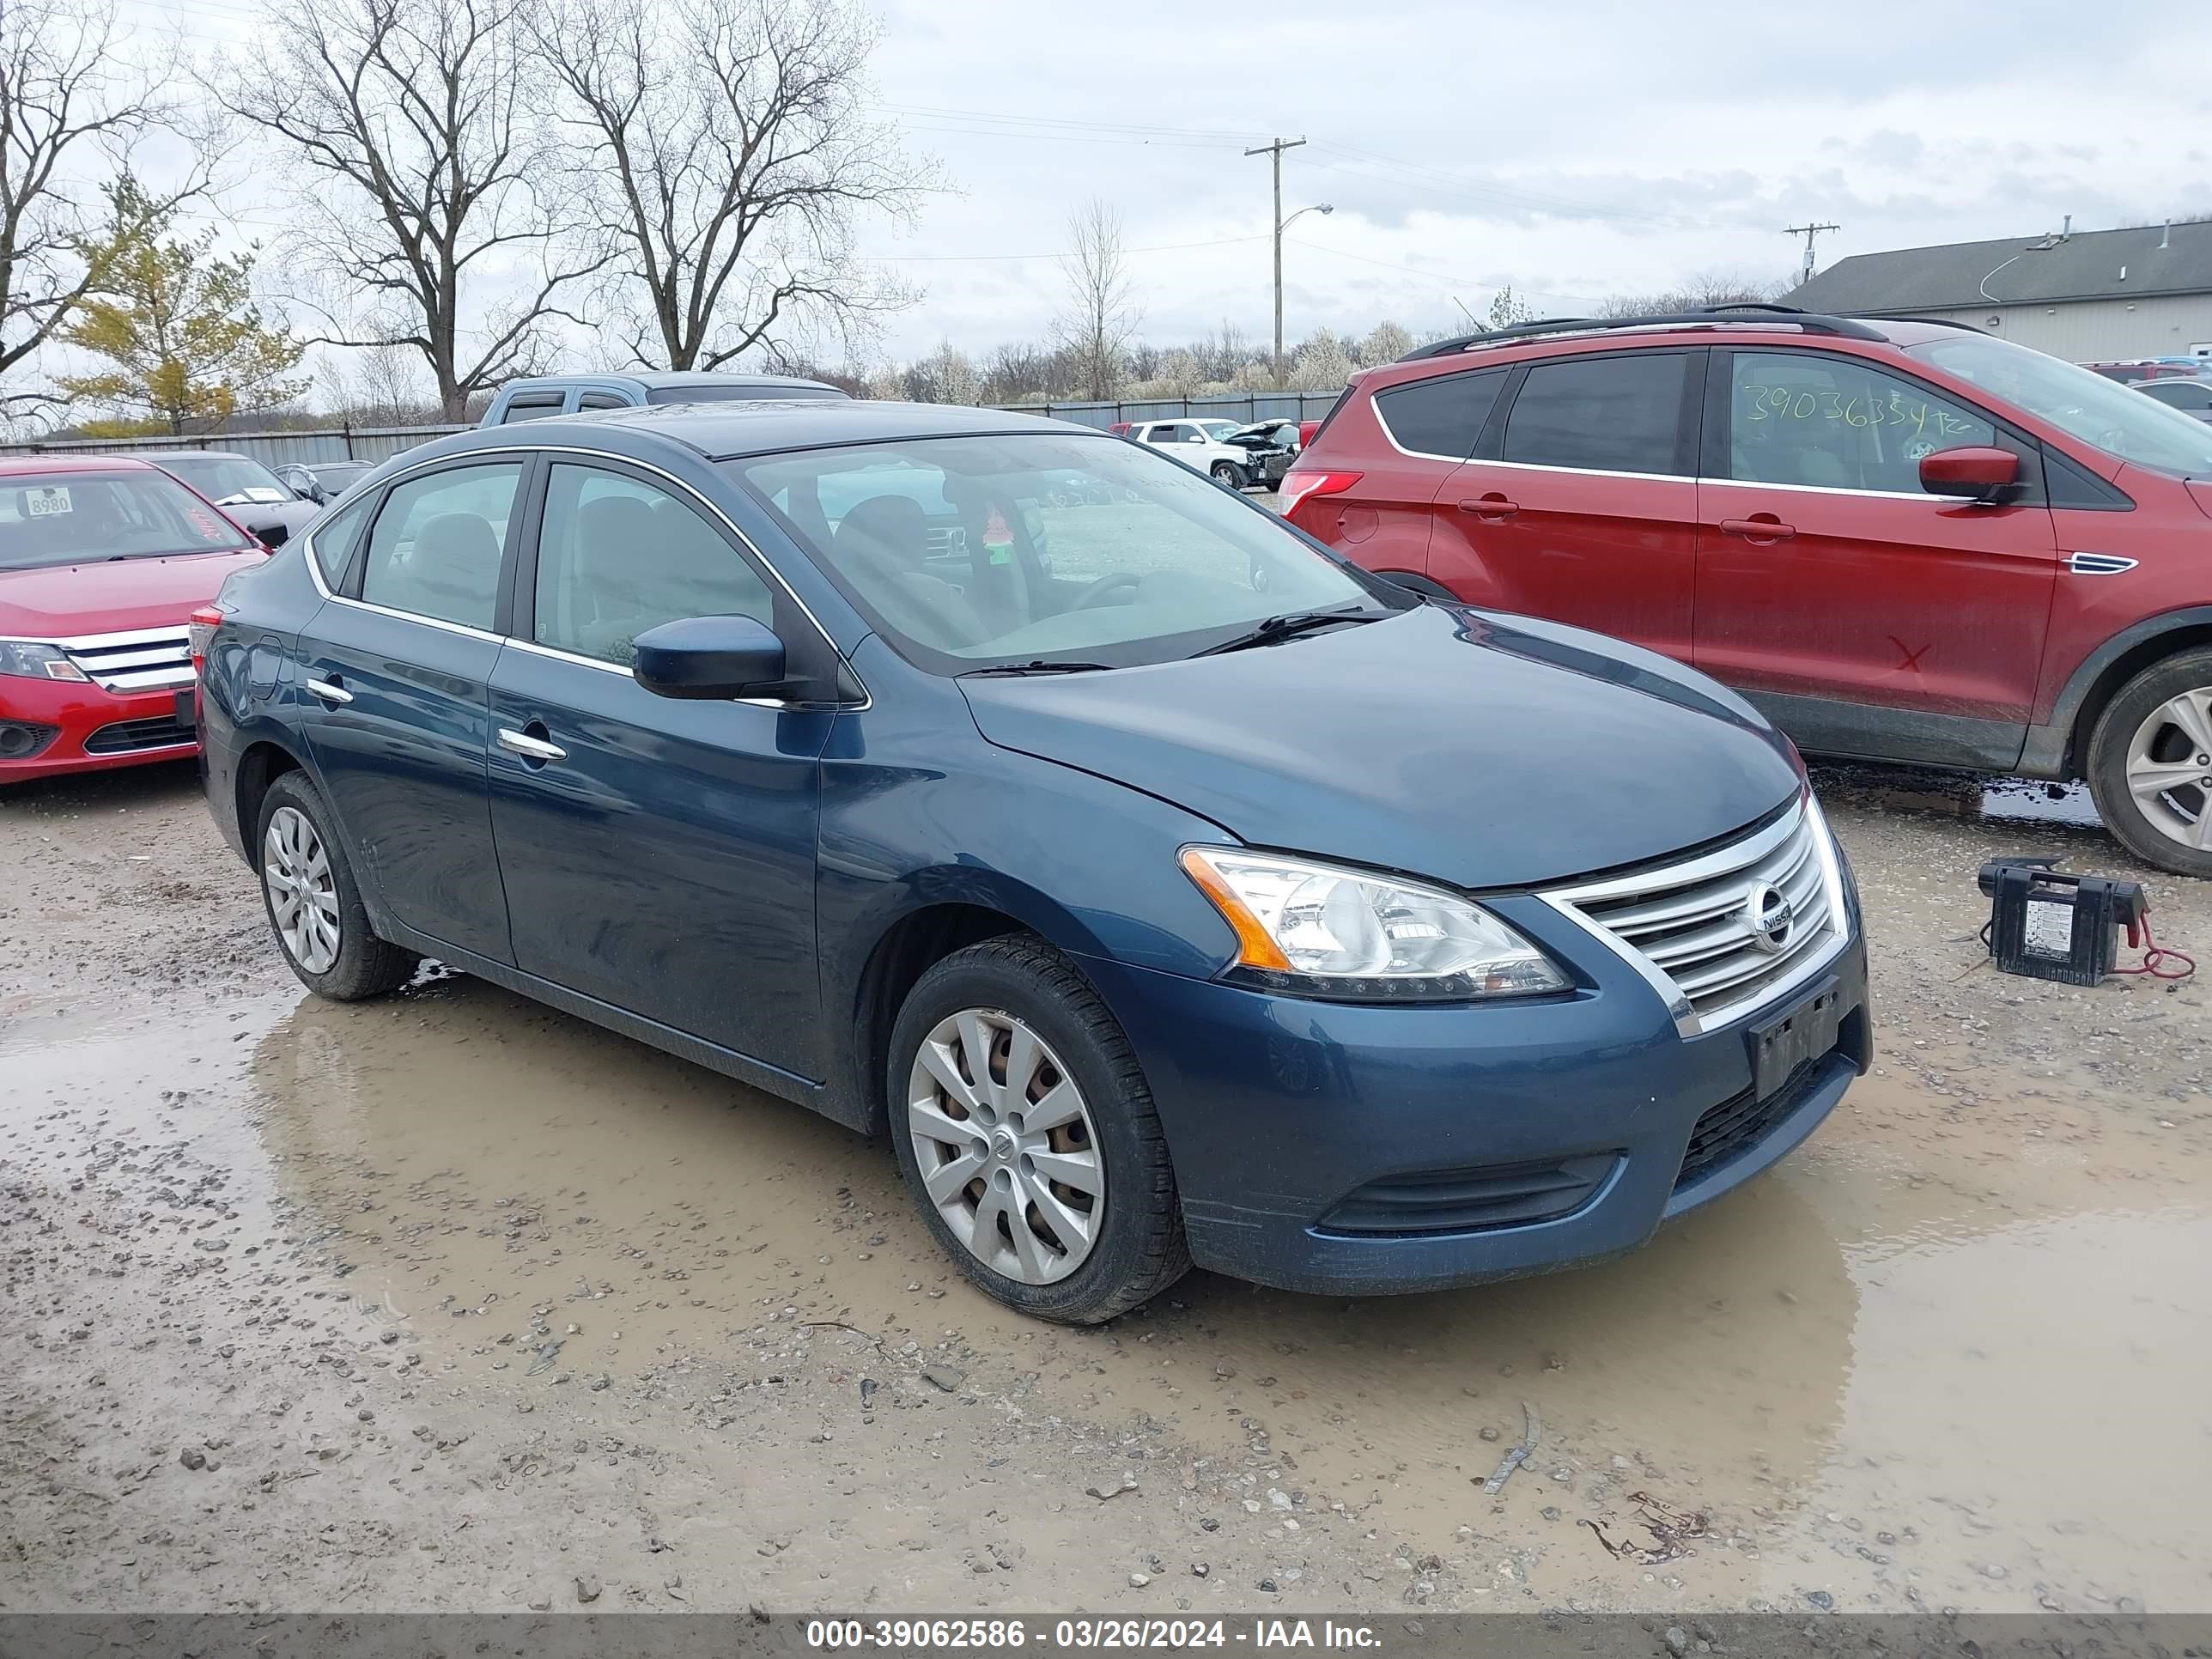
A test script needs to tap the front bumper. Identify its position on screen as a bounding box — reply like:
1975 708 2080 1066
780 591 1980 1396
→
1077 897 1869 1297
0 673 198 782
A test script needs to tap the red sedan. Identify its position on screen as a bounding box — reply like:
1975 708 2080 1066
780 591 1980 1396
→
1 455 265 783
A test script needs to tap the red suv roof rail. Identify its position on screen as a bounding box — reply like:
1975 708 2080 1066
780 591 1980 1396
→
1399 303 1888 361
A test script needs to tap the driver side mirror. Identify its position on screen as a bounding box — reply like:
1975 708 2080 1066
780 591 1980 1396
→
632 614 787 701
1920 446 2021 504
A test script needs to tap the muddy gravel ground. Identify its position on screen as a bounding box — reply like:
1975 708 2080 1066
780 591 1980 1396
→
3 758 2209 1618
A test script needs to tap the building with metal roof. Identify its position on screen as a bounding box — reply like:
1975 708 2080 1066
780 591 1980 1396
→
1783 220 2212 363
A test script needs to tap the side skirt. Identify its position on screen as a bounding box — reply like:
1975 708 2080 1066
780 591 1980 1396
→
375 916 865 1134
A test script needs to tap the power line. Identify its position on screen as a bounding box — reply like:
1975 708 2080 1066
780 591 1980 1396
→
1307 141 1706 231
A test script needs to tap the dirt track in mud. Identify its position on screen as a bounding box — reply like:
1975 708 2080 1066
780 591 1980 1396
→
3 759 2209 1616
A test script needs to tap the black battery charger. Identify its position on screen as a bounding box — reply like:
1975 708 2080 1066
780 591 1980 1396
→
1975 858 2148 986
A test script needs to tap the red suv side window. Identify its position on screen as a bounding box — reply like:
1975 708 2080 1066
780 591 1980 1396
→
1500 352 1693 476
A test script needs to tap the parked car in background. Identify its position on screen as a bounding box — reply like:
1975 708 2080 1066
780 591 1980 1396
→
276 459 377 504
1 455 264 781
143 451 320 547
1131 417 1268 488
1219 420 1300 487
1298 417 1322 447
196 398 1864 1322
480 371 848 427
1284 306 2212 876
2082 358 2209 385
2136 377 2212 422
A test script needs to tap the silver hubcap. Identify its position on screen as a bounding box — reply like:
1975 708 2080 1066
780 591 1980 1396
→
907 1008 1104 1285
2123 688 2212 852
264 805 341 974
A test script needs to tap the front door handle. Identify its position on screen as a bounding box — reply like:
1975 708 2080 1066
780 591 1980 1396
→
1456 494 1520 521
497 726 567 763
1720 516 1796 543
305 677 353 705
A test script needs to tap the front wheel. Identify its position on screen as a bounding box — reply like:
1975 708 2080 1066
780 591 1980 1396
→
2085 647 2212 877
256 772 420 999
887 936 1189 1323
1211 461 1244 489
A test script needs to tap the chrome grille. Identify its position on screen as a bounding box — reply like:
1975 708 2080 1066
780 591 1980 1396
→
60 627 195 692
1542 799 1844 1034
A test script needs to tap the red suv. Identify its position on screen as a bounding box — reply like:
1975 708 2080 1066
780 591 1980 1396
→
2 455 266 783
1284 307 2212 876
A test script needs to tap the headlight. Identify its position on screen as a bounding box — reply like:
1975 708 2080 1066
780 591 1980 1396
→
0 641 88 683
1179 846 1571 1001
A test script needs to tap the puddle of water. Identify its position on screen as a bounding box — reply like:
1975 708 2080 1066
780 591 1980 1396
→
6 980 2209 1609
1811 763 2106 833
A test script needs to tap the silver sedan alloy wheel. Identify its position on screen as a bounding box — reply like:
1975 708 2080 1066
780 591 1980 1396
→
264 805 342 975
2124 687 2212 853
907 1007 1105 1285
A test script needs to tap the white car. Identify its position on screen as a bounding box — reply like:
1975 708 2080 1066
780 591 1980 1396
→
1129 419 1264 488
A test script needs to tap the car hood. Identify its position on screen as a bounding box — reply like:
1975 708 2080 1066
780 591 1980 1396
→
959 603 1803 890
0 549 267 638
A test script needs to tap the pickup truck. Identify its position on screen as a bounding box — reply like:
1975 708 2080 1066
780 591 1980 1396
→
480 371 848 426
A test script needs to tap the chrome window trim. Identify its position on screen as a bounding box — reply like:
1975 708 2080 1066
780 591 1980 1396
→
298 441 866 705
1699 474 1954 504
1534 793 1851 1040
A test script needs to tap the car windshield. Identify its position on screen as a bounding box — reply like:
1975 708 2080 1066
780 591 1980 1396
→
0 471 255 569
1905 333 2212 477
161 455 291 506
731 433 1399 673
1193 420 1239 439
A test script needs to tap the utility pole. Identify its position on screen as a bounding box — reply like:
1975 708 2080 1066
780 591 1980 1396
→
1784 222 1841 283
1248 136 1307 385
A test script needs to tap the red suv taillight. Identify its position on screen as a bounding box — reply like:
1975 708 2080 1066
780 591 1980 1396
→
1277 469 1363 525
188 605 224 677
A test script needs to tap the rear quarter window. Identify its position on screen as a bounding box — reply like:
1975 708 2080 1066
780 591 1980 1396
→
1372 368 1507 459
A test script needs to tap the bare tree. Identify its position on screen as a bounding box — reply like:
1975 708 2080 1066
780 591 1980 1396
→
1055 198 1137 402
0 0 214 417
215 0 602 420
1598 273 1789 318
534 0 925 372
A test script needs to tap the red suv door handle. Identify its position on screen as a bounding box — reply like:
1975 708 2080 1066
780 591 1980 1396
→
1457 494 1519 521
1720 515 1796 544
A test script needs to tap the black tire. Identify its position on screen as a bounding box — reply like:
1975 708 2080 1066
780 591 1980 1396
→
255 772 419 999
1211 461 1244 489
2085 647 2212 878
886 935 1190 1323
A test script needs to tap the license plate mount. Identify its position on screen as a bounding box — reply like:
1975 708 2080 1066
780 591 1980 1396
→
1748 975 1844 1098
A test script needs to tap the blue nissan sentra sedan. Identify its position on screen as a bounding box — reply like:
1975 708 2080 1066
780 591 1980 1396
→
194 399 1869 1323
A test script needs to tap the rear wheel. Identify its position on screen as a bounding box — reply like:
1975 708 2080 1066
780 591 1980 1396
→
2086 648 2212 877
256 773 419 999
887 936 1189 1323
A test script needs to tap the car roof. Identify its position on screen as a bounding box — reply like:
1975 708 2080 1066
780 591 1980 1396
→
0 452 166 476
501 371 839 393
459 398 1094 461
131 449 258 462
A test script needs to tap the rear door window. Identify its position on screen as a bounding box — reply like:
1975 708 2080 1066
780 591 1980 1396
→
357 463 524 630
1501 352 1692 476
1373 368 1507 459
576 392 629 411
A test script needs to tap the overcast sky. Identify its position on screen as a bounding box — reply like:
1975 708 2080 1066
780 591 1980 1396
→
80 0 2212 381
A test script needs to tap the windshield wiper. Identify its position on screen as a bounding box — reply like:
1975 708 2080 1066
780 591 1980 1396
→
1192 605 1383 658
958 659 1115 678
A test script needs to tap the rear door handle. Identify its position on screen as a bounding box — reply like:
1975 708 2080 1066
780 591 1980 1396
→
1456 495 1519 520
497 726 566 763
305 677 353 705
1719 517 1796 542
